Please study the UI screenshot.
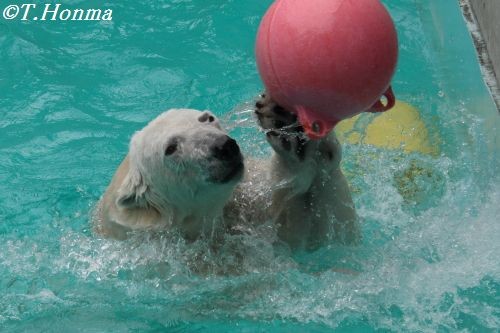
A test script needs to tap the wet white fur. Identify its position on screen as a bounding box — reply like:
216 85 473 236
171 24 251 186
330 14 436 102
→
94 109 359 250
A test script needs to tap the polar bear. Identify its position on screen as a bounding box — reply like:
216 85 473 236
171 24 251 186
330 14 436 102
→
94 95 359 250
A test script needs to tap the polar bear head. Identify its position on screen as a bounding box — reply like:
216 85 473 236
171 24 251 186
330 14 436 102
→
116 109 244 222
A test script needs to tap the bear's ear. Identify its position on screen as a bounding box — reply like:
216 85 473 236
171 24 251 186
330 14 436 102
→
116 167 150 209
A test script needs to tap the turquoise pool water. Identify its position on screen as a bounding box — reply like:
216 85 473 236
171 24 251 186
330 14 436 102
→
1 0 499 331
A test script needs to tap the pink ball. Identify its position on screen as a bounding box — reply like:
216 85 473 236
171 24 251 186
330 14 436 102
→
256 0 398 139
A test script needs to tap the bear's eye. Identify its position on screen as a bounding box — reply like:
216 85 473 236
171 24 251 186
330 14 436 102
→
164 142 178 156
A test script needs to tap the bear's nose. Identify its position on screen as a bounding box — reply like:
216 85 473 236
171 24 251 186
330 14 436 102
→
212 135 240 161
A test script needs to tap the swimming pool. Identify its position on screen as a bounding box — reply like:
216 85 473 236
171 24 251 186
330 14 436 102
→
1 0 498 331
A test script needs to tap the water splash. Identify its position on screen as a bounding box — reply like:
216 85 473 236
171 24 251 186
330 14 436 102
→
1 0 499 331
2 107 498 331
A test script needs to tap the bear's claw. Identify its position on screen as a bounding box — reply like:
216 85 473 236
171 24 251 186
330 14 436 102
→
255 93 310 161
255 93 298 131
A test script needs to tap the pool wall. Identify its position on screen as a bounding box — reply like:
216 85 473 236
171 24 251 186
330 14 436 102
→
461 0 500 110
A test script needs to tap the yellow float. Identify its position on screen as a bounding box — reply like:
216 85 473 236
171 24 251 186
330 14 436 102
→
335 101 443 206
335 100 440 157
